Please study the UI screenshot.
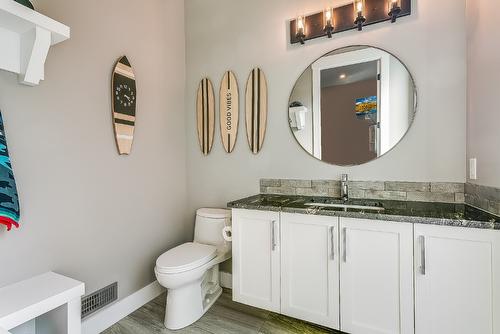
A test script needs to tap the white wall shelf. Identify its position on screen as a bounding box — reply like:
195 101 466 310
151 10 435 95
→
0 0 70 85
0 272 84 333
0 326 11 334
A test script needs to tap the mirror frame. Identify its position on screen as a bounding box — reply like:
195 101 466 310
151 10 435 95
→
288 45 418 166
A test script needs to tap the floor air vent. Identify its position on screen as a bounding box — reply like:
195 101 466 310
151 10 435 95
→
81 282 118 319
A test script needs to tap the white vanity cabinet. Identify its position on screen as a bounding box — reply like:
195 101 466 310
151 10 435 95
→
231 209 281 312
414 224 500 334
232 207 500 334
340 218 414 334
280 213 340 329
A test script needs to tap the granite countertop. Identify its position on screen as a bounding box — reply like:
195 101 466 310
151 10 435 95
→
227 194 500 230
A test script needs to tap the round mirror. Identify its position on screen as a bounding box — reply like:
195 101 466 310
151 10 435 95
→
288 45 417 166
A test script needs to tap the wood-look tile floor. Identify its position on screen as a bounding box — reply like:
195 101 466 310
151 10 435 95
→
102 290 342 334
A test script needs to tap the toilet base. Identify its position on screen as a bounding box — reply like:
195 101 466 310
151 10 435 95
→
163 265 223 330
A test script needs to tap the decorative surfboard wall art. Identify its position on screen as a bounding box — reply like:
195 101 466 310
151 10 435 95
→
0 112 20 231
245 68 268 154
111 56 137 155
196 78 215 155
219 71 239 153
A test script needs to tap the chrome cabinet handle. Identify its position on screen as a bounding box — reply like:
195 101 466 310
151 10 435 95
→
271 220 277 251
419 235 426 275
343 227 347 263
330 226 335 260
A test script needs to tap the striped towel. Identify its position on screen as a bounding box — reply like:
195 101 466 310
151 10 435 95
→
0 112 20 231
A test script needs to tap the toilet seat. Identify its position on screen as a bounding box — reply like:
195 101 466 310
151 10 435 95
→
156 242 217 274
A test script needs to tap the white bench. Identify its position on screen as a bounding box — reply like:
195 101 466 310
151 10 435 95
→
0 272 84 334
0 327 11 334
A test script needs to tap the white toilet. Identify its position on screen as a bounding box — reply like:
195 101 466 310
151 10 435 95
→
155 208 232 330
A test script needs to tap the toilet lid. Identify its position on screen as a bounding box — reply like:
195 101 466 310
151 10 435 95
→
156 242 217 274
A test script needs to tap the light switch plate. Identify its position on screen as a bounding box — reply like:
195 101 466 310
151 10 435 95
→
469 158 477 180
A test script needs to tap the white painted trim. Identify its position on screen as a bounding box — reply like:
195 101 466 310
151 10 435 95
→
0 0 70 85
0 272 84 332
0 327 12 334
311 47 390 158
82 281 165 334
219 272 232 289
0 0 70 43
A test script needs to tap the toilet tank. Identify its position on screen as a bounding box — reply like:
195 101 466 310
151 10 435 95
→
194 208 231 250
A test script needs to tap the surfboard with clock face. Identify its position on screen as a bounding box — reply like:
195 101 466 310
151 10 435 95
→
112 56 136 155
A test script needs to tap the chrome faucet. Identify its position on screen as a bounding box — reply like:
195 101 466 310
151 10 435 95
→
341 174 349 201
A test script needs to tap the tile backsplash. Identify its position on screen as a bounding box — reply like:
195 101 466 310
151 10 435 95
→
260 179 465 204
465 183 500 216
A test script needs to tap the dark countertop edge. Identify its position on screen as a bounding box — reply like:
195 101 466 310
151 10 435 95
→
227 198 500 230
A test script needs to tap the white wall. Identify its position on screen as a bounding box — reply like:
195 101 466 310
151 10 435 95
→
466 0 500 188
0 0 190 301
185 0 467 212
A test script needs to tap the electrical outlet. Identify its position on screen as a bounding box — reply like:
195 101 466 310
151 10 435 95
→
469 158 477 180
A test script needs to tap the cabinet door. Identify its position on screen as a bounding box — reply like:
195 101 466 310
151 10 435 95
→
340 218 414 334
280 213 340 329
232 209 280 312
415 224 500 334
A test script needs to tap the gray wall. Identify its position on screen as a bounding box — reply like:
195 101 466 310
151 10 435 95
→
185 0 467 213
0 0 190 300
0 0 482 308
467 0 500 188
321 79 377 165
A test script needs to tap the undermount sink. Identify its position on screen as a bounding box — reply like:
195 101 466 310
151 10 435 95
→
304 202 385 211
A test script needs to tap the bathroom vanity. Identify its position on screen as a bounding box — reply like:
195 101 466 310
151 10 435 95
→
228 194 500 334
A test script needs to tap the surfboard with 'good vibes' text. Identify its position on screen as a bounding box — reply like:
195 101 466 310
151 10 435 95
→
219 71 239 153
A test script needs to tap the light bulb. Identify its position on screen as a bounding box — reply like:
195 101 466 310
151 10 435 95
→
354 0 366 30
356 1 363 12
297 16 305 32
296 15 306 44
325 8 332 22
323 8 334 38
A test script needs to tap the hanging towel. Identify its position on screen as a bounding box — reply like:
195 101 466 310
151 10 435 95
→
0 112 20 231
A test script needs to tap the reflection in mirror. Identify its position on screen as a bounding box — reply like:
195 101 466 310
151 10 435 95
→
289 46 416 166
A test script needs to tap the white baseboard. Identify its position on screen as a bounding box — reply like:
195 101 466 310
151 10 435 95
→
219 271 232 289
82 281 165 334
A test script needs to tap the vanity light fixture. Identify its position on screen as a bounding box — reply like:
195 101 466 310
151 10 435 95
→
353 0 366 31
289 0 411 45
296 15 306 45
323 8 334 38
388 0 402 23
